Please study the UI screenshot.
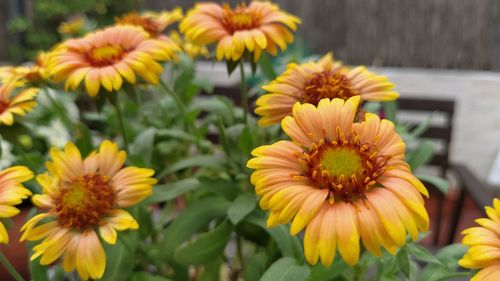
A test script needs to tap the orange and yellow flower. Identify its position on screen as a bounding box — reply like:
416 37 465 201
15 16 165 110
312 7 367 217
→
115 8 183 41
169 31 210 59
0 52 49 84
459 199 500 281
58 15 88 36
47 25 179 97
180 1 300 62
21 141 157 280
255 53 399 126
0 79 39 126
0 166 33 244
247 97 429 266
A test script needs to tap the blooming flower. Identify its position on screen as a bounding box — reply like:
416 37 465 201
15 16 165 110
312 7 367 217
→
247 97 429 266
0 52 49 84
115 8 183 41
459 199 500 281
0 166 33 244
180 1 300 62
48 25 179 97
21 141 157 280
58 15 87 36
169 31 210 59
255 53 399 126
0 79 39 126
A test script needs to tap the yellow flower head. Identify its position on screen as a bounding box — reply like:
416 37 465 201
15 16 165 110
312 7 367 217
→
180 1 300 62
58 15 87 36
247 97 429 266
0 79 39 126
115 8 183 40
0 166 33 244
47 25 179 97
459 198 500 281
21 141 157 280
256 53 399 126
0 52 49 85
169 31 210 59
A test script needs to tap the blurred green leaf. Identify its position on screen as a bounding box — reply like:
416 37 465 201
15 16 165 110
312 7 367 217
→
158 155 225 178
160 197 231 260
157 128 196 142
190 98 234 125
100 231 139 281
407 140 434 170
75 122 93 156
228 193 257 225
416 174 449 194
258 53 277 80
193 77 214 94
144 178 200 205
396 248 410 278
383 101 397 123
260 257 310 281
238 125 254 156
199 258 222 281
226 59 241 76
130 128 156 166
307 261 346 281
199 177 241 200
131 272 173 281
243 252 268 281
410 114 434 138
174 220 233 265
406 243 442 266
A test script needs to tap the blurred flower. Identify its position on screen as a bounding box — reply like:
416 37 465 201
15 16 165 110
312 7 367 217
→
0 166 33 244
21 141 157 280
115 8 183 41
36 119 71 148
47 25 179 97
0 79 39 126
0 138 16 169
58 15 87 36
180 1 300 62
255 53 399 126
169 31 210 59
0 52 49 85
247 97 429 266
459 199 500 280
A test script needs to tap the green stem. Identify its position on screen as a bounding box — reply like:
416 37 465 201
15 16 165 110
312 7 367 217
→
0 251 25 281
239 62 248 124
42 88 74 130
159 79 187 115
112 98 129 152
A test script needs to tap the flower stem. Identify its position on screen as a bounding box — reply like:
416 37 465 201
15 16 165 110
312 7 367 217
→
42 88 74 130
111 97 129 152
159 79 187 115
0 251 25 281
239 62 248 124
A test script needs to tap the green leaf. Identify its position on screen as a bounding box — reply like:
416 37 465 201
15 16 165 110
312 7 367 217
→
29 253 49 281
123 83 139 103
407 140 434 170
260 257 310 281
383 101 398 123
228 193 257 225
190 98 234 125
130 128 156 166
416 174 449 194
226 59 241 76
100 231 139 281
243 252 268 281
158 155 225 178
258 53 277 80
406 243 442 266
193 77 214 94
131 271 173 281
174 220 234 265
397 248 410 278
199 177 241 200
199 258 223 281
435 243 467 269
144 178 200 205
307 261 346 281
410 114 433 138
238 125 254 155
157 128 196 142
160 197 231 260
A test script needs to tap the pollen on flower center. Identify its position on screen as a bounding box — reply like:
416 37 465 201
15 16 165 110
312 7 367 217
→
298 130 388 202
302 71 359 105
88 45 125 66
55 173 116 229
222 4 261 33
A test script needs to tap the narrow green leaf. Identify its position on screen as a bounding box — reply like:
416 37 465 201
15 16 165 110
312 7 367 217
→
100 231 139 281
260 257 310 281
75 122 93 157
383 101 397 123
406 243 443 266
156 128 196 142
410 114 433 138
199 177 241 200
408 140 434 170
199 258 223 281
193 77 214 94
416 174 449 194
144 178 200 205
158 155 225 178
130 128 156 166
238 125 254 155
131 271 173 281
397 248 410 278
226 59 241 76
160 197 231 260
174 220 234 265
228 193 257 225
243 252 268 281
258 53 277 80
307 261 346 281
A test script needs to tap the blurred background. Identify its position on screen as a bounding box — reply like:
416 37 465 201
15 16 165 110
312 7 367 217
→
1 0 499 246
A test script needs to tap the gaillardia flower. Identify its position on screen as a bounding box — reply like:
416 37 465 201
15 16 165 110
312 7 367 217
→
58 15 87 36
247 97 429 266
0 80 39 126
180 1 300 62
459 199 500 281
21 141 157 280
169 31 210 59
0 166 33 244
255 53 399 126
115 8 183 41
0 52 49 85
48 25 179 97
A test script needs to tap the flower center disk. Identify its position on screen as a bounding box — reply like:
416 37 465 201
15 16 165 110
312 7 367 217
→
299 132 388 202
55 173 116 229
302 71 359 105
222 4 261 33
88 44 125 66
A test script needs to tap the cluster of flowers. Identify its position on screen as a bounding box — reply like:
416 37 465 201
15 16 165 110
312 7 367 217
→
0 2 498 281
